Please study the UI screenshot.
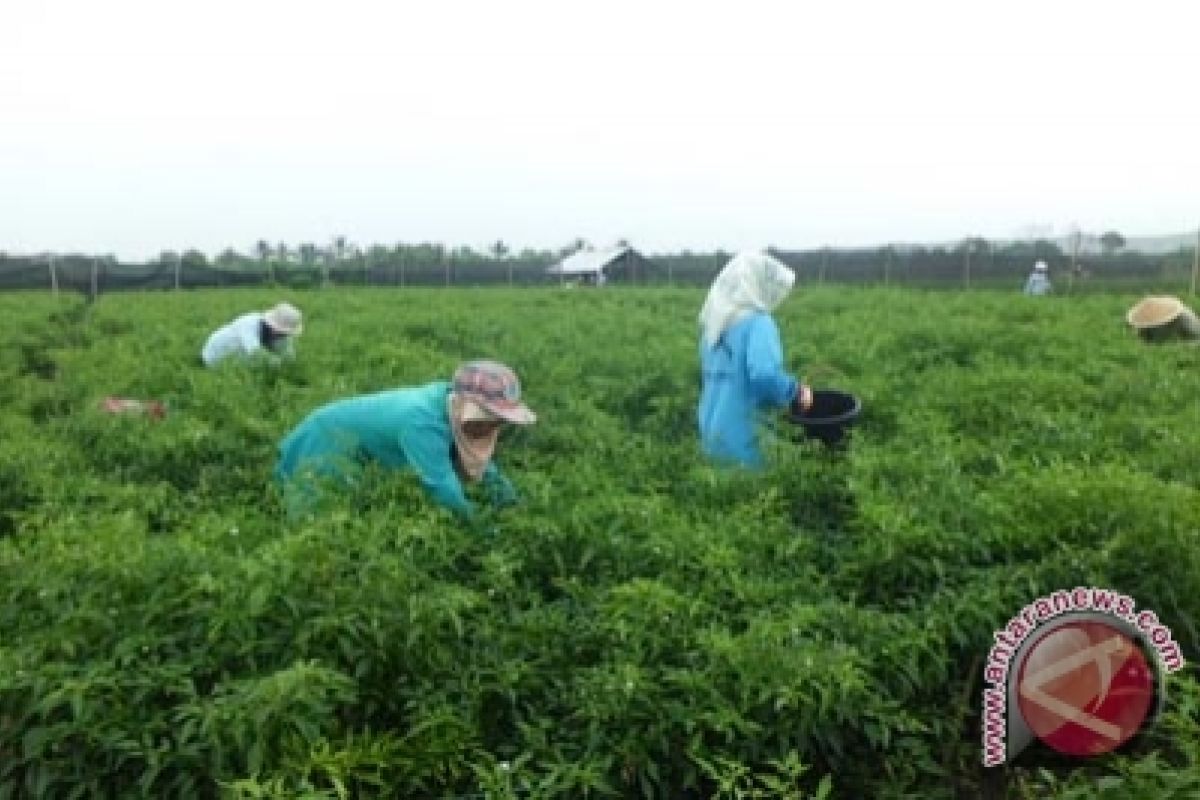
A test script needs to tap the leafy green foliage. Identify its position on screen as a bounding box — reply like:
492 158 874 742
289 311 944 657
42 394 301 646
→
1 287 1198 798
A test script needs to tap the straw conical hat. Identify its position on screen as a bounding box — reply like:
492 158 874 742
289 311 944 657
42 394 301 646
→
1126 295 1200 341
1127 296 1186 329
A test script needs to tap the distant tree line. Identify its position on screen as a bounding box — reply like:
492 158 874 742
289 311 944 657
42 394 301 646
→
1 232 1195 293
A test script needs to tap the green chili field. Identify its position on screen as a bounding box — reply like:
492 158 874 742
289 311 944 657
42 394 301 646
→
2 287 1199 799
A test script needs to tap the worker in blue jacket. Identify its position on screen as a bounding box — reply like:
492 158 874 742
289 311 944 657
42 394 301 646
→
275 360 536 517
698 251 812 467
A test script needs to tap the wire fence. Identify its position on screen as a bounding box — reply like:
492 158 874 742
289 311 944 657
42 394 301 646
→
1 246 1197 296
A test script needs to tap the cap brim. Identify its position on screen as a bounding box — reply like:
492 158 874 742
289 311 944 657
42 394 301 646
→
459 399 499 422
483 402 537 425
265 320 302 335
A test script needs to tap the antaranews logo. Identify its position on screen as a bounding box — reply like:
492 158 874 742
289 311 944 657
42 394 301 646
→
981 587 1185 767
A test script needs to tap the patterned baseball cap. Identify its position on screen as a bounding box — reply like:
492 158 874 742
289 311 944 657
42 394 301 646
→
451 360 537 425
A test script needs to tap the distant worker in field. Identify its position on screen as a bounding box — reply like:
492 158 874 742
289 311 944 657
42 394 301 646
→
201 302 304 366
1023 261 1052 296
1126 296 1200 343
697 250 813 467
275 360 536 518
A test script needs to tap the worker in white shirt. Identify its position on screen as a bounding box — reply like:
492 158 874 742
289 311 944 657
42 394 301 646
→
1023 261 1052 296
201 302 304 366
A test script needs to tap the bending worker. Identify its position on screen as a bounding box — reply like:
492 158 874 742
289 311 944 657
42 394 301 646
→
275 360 536 517
202 302 304 366
1126 296 1200 343
698 250 812 467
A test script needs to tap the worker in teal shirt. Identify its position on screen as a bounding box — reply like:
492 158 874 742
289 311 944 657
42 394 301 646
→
698 251 812 467
275 360 537 517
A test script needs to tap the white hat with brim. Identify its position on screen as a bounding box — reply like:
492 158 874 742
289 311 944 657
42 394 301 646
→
264 302 303 335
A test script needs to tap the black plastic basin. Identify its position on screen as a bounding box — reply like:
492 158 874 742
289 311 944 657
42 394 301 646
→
788 389 862 447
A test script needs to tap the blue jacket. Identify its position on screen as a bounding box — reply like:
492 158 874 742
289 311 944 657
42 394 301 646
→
275 381 515 517
698 313 798 467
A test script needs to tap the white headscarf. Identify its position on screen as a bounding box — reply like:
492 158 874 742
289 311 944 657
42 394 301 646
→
699 251 796 347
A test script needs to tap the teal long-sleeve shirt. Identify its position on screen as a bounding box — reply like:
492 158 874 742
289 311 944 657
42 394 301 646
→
698 312 799 468
274 381 515 517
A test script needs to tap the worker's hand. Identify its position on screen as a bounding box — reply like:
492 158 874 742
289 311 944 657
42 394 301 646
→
792 384 813 415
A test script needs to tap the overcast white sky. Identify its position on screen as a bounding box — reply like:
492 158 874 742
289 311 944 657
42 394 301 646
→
4 1 1199 260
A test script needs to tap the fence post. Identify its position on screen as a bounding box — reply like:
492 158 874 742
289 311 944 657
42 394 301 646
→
820 250 828 284
1191 227 1199 296
1067 232 1080 294
48 254 58 296
175 253 182 290
444 250 450 287
964 246 971 289
91 257 99 300
884 247 891 285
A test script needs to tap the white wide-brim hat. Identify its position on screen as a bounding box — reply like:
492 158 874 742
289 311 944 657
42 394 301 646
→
263 302 303 335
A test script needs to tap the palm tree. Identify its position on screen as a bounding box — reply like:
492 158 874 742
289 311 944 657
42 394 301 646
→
256 240 274 283
216 248 241 267
1100 231 1125 256
328 236 348 286
492 240 512 284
